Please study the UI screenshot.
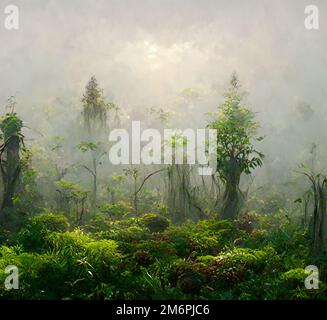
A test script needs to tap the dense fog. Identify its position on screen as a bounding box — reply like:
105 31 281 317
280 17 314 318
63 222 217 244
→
1 0 327 189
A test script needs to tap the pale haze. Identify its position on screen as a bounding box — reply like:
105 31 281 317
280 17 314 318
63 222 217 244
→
1 0 327 183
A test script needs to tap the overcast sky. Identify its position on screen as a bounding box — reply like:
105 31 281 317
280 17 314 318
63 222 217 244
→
1 0 325 110
1 0 327 176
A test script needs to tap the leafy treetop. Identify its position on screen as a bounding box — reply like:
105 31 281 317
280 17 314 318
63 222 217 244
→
208 72 264 182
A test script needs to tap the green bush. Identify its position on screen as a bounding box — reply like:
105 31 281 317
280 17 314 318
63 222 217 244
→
177 271 203 294
1 209 326 300
0 229 122 299
280 268 307 288
165 219 235 258
141 213 170 233
99 201 133 220
211 247 280 287
137 240 176 261
85 240 121 270
16 213 69 252
0 246 67 299
31 212 70 232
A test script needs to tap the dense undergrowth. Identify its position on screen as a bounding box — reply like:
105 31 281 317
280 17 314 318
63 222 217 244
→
0 210 326 300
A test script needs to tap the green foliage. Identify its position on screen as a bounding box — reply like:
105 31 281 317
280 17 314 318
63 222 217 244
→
82 76 116 135
0 104 324 301
0 112 23 141
165 219 237 258
141 213 170 233
0 211 326 300
1 74 327 302
281 268 307 288
16 212 69 251
208 73 263 181
0 110 26 212
207 73 264 219
31 212 70 232
13 166 42 215
212 246 280 285
56 179 88 200
0 228 121 299
98 201 133 219
55 179 89 222
177 272 203 294
137 240 176 261
77 141 98 152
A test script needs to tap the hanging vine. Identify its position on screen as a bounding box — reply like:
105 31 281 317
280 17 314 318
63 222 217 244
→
82 76 117 138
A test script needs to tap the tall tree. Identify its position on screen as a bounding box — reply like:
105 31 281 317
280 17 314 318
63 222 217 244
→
81 77 115 211
0 111 25 212
82 76 115 138
208 73 264 220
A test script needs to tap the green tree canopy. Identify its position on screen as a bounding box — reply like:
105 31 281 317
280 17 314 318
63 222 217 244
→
208 73 264 219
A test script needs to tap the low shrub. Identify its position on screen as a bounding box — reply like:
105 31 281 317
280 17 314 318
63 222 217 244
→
141 213 170 233
16 212 69 252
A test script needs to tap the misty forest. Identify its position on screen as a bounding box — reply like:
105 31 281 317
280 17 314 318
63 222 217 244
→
1 0 327 300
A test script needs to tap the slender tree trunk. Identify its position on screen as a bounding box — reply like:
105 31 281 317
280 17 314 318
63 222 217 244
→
133 176 138 214
92 156 97 209
221 158 242 220
1 136 21 209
